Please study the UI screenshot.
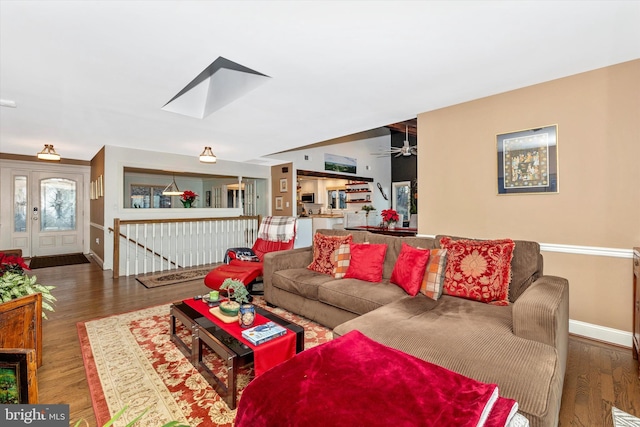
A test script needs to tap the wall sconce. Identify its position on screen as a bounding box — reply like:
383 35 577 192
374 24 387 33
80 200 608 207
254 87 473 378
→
199 146 217 163
37 144 61 161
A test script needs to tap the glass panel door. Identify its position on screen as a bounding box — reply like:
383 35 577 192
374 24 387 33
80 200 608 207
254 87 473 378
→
391 181 411 225
31 172 84 256
40 178 76 231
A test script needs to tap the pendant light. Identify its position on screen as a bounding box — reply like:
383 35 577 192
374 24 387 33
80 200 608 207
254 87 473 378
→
37 144 61 161
199 146 217 163
162 174 182 195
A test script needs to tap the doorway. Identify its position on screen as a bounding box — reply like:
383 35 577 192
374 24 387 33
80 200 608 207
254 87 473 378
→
5 168 85 257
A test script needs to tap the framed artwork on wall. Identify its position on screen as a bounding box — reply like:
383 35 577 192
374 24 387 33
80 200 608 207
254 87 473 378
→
497 125 558 194
0 348 38 404
275 196 283 211
279 178 288 193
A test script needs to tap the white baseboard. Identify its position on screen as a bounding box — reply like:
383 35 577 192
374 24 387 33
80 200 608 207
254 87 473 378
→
569 319 632 348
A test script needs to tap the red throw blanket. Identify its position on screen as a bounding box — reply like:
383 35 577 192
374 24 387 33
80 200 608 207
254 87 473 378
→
235 330 517 427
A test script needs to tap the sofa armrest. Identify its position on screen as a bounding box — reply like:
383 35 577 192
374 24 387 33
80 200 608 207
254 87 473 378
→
263 247 313 290
512 275 569 375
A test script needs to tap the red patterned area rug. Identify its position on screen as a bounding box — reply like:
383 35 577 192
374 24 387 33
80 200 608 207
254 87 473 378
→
77 297 333 426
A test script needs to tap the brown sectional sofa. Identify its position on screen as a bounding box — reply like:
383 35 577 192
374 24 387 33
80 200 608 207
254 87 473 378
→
263 229 569 427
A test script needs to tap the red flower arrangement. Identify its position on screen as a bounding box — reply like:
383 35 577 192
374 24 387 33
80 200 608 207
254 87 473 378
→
180 190 199 203
0 252 30 275
381 209 399 223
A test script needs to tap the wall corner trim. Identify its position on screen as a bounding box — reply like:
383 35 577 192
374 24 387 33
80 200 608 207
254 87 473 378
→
569 319 632 348
417 235 633 259
540 243 633 259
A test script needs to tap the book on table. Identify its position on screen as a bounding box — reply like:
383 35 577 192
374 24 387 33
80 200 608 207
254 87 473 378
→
242 322 287 345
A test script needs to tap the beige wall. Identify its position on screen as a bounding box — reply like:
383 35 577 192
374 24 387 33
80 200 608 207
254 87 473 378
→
418 59 640 333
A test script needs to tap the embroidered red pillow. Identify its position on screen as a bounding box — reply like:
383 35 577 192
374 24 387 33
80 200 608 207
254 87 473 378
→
307 234 353 275
440 237 515 305
390 243 430 296
344 243 387 283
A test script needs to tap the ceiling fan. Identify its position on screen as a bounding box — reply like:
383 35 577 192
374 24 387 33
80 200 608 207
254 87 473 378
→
374 125 417 157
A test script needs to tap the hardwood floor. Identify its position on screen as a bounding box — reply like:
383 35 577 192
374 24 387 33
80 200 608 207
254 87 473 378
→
31 259 640 426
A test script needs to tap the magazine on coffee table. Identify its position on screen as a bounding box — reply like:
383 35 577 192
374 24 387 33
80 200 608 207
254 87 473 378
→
242 322 287 345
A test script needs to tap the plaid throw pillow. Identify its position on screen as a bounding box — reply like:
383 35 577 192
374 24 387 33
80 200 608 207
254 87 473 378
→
420 249 447 300
332 244 351 278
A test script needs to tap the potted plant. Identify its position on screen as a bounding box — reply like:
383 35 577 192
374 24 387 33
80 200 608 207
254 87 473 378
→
361 205 376 227
381 208 400 229
0 252 56 318
219 278 251 319
179 190 198 208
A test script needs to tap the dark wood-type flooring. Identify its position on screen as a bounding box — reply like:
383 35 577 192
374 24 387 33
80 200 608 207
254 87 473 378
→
32 258 640 426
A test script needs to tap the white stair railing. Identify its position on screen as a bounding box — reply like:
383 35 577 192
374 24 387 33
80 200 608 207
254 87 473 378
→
112 216 260 278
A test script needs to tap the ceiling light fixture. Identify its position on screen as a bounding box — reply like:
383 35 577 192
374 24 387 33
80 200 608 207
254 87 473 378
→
199 146 217 163
0 99 17 108
37 144 61 161
162 174 182 195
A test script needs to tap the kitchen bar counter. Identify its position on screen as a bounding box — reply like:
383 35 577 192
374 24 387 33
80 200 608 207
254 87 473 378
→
344 226 417 237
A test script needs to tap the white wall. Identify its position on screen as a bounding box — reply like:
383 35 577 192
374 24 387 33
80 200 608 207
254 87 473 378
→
102 145 271 270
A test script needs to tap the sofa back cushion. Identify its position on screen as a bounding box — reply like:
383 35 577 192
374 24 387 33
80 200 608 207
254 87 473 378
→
436 235 542 303
316 229 436 280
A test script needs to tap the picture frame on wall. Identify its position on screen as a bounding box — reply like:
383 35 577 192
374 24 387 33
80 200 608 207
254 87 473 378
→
275 196 283 210
98 175 104 197
205 190 211 207
497 124 558 194
0 348 38 404
279 178 288 193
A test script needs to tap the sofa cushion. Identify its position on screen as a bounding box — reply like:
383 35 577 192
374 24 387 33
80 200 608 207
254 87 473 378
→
271 268 335 300
344 243 387 282
308 233 353 275
509 240 542 302
363 234 437 279
420 248 448 300
440 237 515 305
318 278 408 315
390 243 430 296
333 295 561 427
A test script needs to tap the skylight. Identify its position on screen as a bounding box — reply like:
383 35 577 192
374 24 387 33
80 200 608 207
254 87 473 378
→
161 56 270 119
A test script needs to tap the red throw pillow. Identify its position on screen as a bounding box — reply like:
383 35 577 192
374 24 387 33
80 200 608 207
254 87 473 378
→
307 234 353 275
439 237 515 305
344 243 387 283
390 243 431 296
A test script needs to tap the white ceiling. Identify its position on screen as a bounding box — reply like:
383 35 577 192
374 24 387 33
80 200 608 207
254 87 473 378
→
1 1 638 163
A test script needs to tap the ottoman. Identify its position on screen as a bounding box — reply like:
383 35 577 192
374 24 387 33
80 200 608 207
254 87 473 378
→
203 264 262 291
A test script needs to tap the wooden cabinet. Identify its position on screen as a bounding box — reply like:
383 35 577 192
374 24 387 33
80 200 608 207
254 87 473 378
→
0 293 42 367
633 247 639 376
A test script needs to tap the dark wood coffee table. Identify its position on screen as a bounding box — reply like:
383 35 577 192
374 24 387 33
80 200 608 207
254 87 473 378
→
170 300 304 409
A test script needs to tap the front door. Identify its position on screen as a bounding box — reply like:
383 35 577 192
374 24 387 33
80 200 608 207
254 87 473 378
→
29 172 84 256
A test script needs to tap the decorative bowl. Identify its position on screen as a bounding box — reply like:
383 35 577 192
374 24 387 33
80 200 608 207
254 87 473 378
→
219 300 240 317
